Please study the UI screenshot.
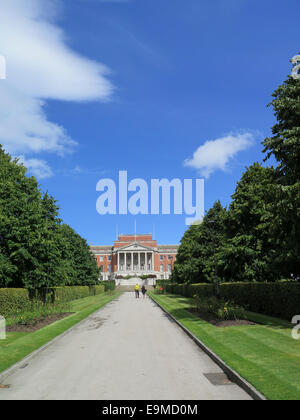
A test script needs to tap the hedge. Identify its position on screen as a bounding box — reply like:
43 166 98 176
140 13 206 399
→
0 285 106 316
165 281 300 320
0 288 31 317
165 283 215 298
219 282 300 321
156 280 171 288
103 280 116 291
54 286 93 302
94 285 105 295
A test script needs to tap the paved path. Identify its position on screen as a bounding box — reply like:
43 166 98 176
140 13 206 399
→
0 293 251 400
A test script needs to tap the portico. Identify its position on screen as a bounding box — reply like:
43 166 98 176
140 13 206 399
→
116 244 154 274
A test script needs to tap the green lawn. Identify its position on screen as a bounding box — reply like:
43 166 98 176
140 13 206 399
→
0 291 121 374
149 292 300 400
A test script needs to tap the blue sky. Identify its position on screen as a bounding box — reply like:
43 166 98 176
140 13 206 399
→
0 0 299 245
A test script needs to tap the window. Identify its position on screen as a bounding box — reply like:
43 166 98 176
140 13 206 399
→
168 264 172 272
168 255 172 260
100 256 104 262
108 256 112 261
160 264 164 272
160 256 164 261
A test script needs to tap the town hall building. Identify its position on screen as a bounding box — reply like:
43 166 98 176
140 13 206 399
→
90 234 178 284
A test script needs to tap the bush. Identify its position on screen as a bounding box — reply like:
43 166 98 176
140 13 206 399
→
94 285 105 295
0 288 31 317
54 286 91 303
166 283 215 298
103 280 116 291
219 282 300 321
156 280 171 289
0 285 107 318
165 281 300 320
153 286 165 295
194 295 246 321
7 301 71 327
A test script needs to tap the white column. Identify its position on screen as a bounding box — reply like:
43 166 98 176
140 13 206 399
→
131 252 133 271
145 252 147 271
138 252 141 272
117 252 120 272
125 253 127 271
151 253 154 271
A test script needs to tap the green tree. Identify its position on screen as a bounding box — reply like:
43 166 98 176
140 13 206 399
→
0 145 99 289
218 163 278 282
56 224 99 286
23 193 63 291
262 61 300 277
172 201 226 284
0 146 44 287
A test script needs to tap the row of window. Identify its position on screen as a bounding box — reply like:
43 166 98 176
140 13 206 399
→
105 265 171 273
99 256 111 262
160 255 174 261
161 264 172 272
99 255 174 262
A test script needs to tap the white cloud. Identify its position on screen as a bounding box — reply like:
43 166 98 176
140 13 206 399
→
184 132 255 178
18 156 53 179
0 0 113 166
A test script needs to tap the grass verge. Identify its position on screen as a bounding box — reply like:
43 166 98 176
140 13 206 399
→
149 292 300 401
0 291 121 374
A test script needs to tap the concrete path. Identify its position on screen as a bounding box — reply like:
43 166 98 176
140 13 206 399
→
0 293 251 400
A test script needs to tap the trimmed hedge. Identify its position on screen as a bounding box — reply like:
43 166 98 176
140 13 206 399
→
156 280 171 289
0 285 106 316
54 286 92 302
94 285 105 295
165 281 300 320
53 285 106 302
166 283 215 298
103 280 116 291
0 288 31 316
219 282 300 321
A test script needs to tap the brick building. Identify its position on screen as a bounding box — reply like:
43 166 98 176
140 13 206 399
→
90 234 178 284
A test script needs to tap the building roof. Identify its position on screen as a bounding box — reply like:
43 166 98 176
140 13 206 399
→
90 234 178 254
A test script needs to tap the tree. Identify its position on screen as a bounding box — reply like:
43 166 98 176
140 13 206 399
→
0 146 44 287
56 224 99 286
262 59 300 277
172 201 226 284
0 145 99 289
23 193 64 291
218 163 278 282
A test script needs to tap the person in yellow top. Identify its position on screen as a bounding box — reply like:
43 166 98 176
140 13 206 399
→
134 284 140 299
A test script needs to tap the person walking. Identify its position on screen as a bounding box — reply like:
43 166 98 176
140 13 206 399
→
141 285 147 299
134 283 140 298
